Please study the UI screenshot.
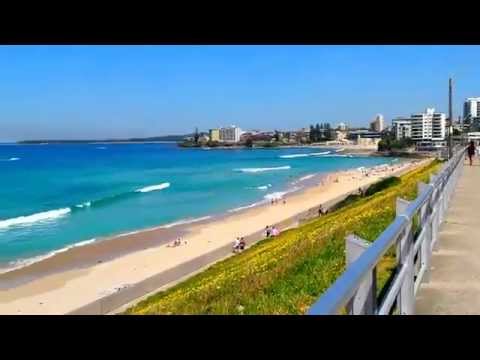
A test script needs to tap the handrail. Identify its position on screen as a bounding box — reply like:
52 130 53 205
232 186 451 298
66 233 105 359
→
308 146 465 315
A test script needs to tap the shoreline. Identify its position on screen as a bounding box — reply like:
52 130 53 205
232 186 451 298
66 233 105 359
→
0 158 427 314
0 172 327 282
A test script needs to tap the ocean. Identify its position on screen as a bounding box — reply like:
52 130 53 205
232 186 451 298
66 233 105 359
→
0 143 394 269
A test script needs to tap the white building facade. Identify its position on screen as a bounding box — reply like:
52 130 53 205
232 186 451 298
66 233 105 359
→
219 125 242 143
463 97 480 130
370 114 385 132
392 108 446 149
392 118 412 140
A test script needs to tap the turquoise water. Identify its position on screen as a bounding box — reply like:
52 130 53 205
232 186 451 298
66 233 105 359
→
0 143 393 268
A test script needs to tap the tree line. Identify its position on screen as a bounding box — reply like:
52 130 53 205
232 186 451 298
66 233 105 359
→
309 123 333 142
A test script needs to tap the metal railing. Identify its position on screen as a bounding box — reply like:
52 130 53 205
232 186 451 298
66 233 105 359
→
308 146 465 315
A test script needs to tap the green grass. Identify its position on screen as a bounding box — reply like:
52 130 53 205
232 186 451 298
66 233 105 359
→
125 160 442 315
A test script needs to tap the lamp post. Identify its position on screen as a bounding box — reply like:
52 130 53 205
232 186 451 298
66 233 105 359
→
448 78 453 159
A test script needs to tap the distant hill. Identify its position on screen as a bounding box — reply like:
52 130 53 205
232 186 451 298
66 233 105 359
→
17 135 191 144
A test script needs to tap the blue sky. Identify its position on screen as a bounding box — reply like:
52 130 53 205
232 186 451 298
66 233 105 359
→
1 45 479 141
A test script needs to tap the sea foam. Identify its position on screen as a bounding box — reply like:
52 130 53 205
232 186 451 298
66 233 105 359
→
0 208 71 230
257 184 272 190
75 201 92 208
235 166 291 173
279 151 331 159
299 174 315 181
135 182 170 193
264 191 288 201
228 202 261 213
279 154 310 159
0 238 97 274
159 216 212 229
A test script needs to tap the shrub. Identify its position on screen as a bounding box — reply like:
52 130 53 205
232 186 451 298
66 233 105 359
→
364 176 401 196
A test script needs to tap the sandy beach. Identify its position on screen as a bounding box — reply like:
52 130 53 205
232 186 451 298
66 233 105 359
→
0 158 428 314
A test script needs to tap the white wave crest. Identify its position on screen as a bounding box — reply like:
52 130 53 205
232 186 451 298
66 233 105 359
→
9 157 20 161
228 202 260 213
135 182 170 193
96 147 107 150
235 166 291 173
257 184 272 190
321 154 352 158
264 191 288 201
299 174 315 181
159 216 212 229
310 151 331 156
279 154 309 159
279 151 331 159
0 238 97 274
0 208 71 230
75 201 92 208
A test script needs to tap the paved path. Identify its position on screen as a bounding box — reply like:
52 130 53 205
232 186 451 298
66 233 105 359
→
416 157 480 314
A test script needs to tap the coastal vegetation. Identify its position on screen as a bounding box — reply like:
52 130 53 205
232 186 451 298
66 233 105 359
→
378 133 414 152
309 123 333 142
125 160 442 315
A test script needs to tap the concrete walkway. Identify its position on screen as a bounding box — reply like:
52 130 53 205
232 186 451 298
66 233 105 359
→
416 157 480 314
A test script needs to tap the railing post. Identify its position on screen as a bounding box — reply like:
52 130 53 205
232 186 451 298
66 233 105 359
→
345 234 376 315
418 182 432 284
429 175 441 251
396 198 415 315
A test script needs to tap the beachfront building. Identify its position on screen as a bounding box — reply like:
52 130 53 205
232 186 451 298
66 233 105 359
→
209 129 220 142
392 108 446 149
463 97 480 131
392 117 412 140
219 125 242 143
337 122 347 131
370 114 385 132
410 108 446 143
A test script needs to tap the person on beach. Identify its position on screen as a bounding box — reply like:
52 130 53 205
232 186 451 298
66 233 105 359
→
265 226 271 238
233 237 240 253
319 205 324 216
169 237 181 247
272 227 280 236
283 199 286 205
467 141 476 166
239 237 246 251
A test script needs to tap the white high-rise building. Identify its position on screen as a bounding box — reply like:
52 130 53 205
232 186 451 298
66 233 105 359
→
219 125 242 143
410 108 446 142
370 114 385 132
393 108 446 145
463 97 480 129
337 122 347 131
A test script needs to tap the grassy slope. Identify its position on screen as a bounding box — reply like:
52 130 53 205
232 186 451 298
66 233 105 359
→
126 160 441 315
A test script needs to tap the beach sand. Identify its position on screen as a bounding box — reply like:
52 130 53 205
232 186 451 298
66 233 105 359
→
0 159 429 314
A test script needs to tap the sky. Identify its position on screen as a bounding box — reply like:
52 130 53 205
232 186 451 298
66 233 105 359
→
1 45 480 141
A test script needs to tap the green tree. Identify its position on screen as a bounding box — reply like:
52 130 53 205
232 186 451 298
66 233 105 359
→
245 138 253 148
315 123 321 142
274 130 280 142
194 127 199 144
309 125 315 143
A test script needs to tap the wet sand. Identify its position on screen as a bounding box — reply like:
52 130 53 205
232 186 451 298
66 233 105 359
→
0 159 428 314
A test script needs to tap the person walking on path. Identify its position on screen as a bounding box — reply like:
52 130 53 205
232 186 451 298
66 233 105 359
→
467 141 476 166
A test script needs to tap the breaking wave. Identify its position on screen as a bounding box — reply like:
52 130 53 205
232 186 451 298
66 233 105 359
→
135 182 170 193
0 238 97 274
0 208 71 230
235 166 291 173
